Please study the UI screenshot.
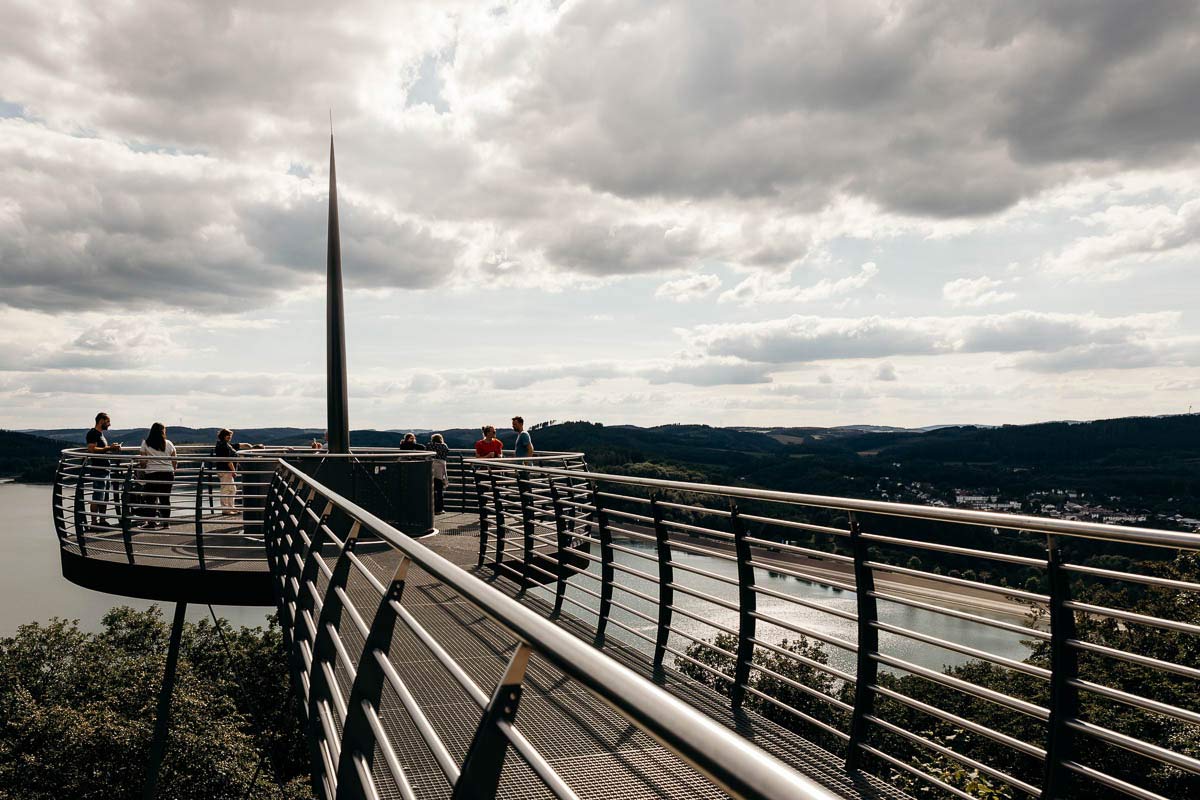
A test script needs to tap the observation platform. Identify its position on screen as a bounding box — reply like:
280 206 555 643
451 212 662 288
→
50 447 1200 800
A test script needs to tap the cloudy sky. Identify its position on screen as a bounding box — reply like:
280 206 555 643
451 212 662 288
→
2 0 1199 431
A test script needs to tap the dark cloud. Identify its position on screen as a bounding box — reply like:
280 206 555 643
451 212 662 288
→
483 0 1200 216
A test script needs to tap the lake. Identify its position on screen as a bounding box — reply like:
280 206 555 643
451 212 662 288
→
1 481 1034 673
0 481 275 636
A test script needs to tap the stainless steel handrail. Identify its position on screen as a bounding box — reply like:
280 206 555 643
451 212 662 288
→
466 458 1200 800
265 460 836 800
464 460 1200 550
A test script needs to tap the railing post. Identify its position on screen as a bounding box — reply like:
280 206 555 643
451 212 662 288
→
650 493 674 674
335 556 414 799
194 461 206 570
548 476 570 616
306 518 361 796
490 471 508 572
451 643 533 800
516 471 536 592
121 464 135 564
51 463 67 543
458 454 467 513
730 502 756 710
846 511 879 772
1043 535 1079 799
294 499 336 685
472 464 489 568
592 485 615 646
73 456 88 554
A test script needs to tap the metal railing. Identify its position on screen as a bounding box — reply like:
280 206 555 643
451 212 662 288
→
52 445 429 569
438 450 588 515
467 459 1200 800
263 459 836 800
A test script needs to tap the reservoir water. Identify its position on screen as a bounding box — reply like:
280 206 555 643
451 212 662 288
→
0 481 274 635
527 532 1037 674
1 481 1035 673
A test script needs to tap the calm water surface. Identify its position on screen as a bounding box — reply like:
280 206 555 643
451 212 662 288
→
526 534 1036 674
2 482 1036 674
0 482 274 636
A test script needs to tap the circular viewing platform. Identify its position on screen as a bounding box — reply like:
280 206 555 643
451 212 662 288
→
51 445 587 606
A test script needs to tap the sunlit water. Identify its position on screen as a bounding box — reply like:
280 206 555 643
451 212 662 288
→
0 482 274 636
2 482 1035 674
525 533 1036 674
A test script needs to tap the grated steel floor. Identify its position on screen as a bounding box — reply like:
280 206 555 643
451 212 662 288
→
342 513 910 800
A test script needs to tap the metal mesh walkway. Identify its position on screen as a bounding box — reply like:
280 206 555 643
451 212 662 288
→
346 513 907 800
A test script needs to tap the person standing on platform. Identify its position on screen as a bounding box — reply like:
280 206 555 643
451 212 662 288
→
85 411 121 529
139 423 178 529
429 433 449 514
213 428 239 516
400 433 426 451
474 425 503 458
512 416 535 458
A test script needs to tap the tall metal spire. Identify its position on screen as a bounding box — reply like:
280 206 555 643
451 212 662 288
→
326 129 350 453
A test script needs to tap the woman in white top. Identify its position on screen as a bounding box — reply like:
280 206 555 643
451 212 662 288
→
139 422 178 529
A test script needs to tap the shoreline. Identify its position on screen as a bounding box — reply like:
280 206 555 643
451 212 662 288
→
613 529 1043 628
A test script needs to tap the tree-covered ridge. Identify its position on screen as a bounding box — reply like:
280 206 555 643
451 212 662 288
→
0 607 310 799
9 414 1199 515
675 552 1200 800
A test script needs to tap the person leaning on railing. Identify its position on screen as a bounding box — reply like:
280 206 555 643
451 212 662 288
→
429 433 449 514
213 428 239 516
138 423 178 530
85 411 122 530
475 425 502 458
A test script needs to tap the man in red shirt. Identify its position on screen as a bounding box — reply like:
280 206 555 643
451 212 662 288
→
474 425 503 458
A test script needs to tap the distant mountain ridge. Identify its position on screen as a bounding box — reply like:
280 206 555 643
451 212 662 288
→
6 415 1198 514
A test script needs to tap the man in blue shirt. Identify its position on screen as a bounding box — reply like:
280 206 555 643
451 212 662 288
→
512 416 535 458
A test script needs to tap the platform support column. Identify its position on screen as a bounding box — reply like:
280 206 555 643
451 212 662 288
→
143 601 187 800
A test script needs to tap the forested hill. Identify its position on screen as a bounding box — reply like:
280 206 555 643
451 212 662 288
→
0 431 68 481
7 415 1199 513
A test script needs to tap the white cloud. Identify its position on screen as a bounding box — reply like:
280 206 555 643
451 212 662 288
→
942 276 1016 308
720 262 878 306
1043 199 1200 279
655 274 722 302
686 311 1181 370
875 362 898 382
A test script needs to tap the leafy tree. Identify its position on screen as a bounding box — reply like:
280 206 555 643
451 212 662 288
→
0 607 311 799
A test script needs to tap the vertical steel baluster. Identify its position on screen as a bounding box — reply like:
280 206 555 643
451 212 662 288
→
74 455 88 554
459 454 467 513
292 495 333 690
307 518 362 797
516 471 536 592
194 461 206 570
51 463 67 543
650 494 674 674
491 471 508 571
277 484 317 642
730 502 757 710
846 511 879 771
120 464 135 564
473 464 489 568
452 643 533 800
592 485 615 646
335 556 414 799
1043 534 1079 799
548 476 570 616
